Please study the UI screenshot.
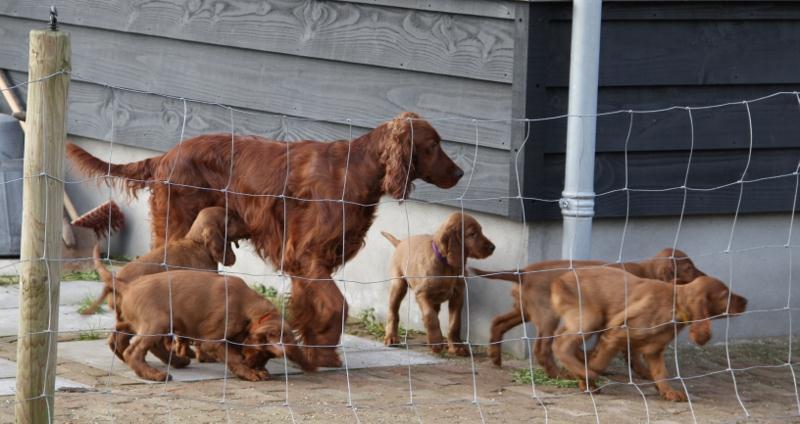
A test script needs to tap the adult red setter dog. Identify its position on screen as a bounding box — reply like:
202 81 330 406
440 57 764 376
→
67 112 463 367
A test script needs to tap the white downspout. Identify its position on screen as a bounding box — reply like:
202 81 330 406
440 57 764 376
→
561 0 603 260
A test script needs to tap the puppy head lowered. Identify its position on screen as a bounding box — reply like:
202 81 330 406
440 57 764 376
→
683 276 748 346
380 112 463 199
242 312 316 373
435 212 495 269
185 207 250 266
651 248 706 284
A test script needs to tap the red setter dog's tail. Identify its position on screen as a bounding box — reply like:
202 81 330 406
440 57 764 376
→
66 143 159 197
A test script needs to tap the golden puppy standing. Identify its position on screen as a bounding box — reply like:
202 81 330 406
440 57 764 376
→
380 212 495 355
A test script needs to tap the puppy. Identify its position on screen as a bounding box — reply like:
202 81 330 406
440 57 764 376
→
110 270 315 382
471 248 705 374
82 206 249 315
551 268 746 401
381 212 495 355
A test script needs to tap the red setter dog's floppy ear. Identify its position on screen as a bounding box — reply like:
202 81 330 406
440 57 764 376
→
202 226 237 267
380 112 419 199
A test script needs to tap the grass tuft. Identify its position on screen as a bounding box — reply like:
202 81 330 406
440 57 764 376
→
77 328 104 341
0 270 101 285
109 255 134 263
0 275 19 286
357 308 386 339
512 368 580 389
355 308 424 341
63 270 101 281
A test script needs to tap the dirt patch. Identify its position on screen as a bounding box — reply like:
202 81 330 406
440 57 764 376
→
1 336 799 423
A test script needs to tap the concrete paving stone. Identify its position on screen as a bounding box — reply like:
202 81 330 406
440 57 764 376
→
0 357 91 396
58 334 442 385
58 339 301 383
0 358 15 378
0 280 118 336
0 377 91 396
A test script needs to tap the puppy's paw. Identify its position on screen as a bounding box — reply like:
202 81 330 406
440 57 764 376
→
488 347 502 367
578 379 598 394
239 369 271 382
170 355 191 369
661 390 687 402
448 344 470 357
238 369 264 382
255 370 272 381
143 370 171 382
383 334 400 347
429 344 444 354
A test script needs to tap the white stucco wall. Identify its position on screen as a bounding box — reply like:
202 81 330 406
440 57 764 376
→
66 135 799 359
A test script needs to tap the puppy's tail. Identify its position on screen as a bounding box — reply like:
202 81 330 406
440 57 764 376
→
92 243 130 294
380 231 402 247
66 143 160 198
470 267 523 284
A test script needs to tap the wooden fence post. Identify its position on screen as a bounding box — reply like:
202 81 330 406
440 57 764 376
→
15 23 70 424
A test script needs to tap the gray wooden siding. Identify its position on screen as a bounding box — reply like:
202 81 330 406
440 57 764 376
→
525 1 800 219
0 0 526 216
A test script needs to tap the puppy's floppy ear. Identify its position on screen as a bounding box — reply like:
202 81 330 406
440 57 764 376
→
380 112 419 199
202 226 237 267
687 297 712 346
438 225 463 271
656 258 677 283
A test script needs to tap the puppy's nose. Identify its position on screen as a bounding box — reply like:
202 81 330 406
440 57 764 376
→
454 167 464 179
488 243 495 253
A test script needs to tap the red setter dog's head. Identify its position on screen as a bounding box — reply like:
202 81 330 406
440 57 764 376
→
379 112 463 199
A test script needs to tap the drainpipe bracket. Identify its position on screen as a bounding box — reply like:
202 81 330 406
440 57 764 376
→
559 191 595 218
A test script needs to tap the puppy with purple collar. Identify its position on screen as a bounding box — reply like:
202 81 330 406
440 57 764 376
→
380 212 495 355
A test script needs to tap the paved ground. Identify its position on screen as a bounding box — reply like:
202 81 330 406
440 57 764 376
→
2 279 800 422
2 335 800 423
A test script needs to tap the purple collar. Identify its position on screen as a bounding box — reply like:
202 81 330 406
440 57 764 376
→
431 240 448 266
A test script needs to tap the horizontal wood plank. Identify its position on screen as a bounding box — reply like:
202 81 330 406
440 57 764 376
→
545 19 800 88
540 86 800 154
530 149 800 219
601 2 800 21
0 16 512 150
0 0 515 83
340 0 517 20
3 72 509 215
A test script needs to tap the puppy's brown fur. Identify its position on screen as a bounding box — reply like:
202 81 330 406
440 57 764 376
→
471 248 705 375
110 270 315 382
551 268 746 401
82 206 249 315
381 212 495 355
